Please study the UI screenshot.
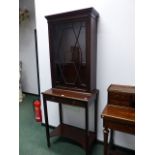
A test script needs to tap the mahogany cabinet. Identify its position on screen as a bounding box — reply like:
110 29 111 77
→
42 8 99 155
45 7 99 92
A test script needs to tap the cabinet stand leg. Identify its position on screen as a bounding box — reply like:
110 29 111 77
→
85 104 89 155
94 90 99 141
43 97 51 147
59 103 63 124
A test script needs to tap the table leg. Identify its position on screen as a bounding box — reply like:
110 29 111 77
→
104 128 109 155
109 129 115 150
43 96 50 147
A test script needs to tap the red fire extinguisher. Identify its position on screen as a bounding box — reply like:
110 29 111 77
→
33 100 42 122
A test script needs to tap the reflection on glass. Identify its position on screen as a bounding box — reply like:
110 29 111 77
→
52 21 87 89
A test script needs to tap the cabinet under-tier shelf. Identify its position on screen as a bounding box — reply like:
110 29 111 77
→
50 124 96 150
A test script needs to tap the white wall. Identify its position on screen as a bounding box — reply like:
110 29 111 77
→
19 0 38 94
35 0 135 150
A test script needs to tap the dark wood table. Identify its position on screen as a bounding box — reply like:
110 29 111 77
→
101 84 135 155
42 88 99 155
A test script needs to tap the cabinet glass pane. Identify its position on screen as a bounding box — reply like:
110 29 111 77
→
52 21 87 89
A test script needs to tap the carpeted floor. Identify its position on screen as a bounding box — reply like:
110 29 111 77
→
19 94 103 155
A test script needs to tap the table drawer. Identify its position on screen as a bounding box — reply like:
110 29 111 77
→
104 119 135 134
44 95 86 107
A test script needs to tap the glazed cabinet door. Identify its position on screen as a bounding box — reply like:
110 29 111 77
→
49 21 88 90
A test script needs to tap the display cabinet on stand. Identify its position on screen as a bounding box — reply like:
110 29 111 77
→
42 8 99 155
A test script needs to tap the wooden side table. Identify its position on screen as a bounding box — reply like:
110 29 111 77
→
101 84 135 155
42 88 99 155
